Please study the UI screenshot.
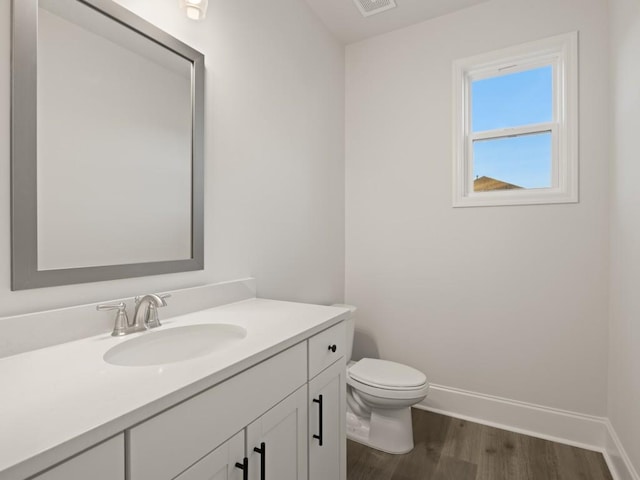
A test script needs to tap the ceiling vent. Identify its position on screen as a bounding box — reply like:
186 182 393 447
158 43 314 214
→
352 0 397 18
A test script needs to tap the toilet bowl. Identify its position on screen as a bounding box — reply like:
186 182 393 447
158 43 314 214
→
333 305 429 454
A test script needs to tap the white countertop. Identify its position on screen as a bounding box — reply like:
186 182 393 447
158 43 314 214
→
0 298 349 480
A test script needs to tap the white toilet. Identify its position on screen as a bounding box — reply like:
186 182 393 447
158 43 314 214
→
335 304 429 454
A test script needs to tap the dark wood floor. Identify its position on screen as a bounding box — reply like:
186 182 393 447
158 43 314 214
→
347 409 613 480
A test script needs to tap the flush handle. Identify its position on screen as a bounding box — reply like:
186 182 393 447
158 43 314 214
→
313 394 324 446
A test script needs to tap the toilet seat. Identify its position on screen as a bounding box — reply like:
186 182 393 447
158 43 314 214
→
349 358 427 390
347 358 429 400
347 375 430 401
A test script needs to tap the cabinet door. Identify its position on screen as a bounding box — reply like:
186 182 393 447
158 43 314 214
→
128 343 306 480
246 386 308 480
308 360 346 480
32 435 124 480
174 431 245 480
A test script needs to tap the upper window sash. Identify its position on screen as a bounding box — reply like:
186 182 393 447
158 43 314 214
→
466 57 560 135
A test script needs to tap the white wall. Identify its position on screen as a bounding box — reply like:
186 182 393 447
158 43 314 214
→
609 0 640 473
345 0 610 415
0 0 344 317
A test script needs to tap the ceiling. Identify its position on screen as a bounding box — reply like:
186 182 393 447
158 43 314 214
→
303 0 490 44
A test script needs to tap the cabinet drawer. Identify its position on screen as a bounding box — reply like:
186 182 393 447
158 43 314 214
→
128 342 307 480
308 321 345 379
32 435 124 480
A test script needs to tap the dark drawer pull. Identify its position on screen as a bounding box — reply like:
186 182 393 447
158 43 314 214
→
253 442 266 480
313 394 324 446
328 344 337 353
235 457 248 480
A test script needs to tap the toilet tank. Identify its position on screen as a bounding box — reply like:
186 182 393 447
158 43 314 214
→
332 304 356 362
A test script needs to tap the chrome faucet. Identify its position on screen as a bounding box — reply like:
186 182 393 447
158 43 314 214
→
98 293 170 336
133 294 170 330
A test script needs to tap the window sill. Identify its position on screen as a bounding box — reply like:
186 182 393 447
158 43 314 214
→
452 188 578 208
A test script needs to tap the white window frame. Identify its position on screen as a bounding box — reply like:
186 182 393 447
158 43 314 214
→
452 32 578 207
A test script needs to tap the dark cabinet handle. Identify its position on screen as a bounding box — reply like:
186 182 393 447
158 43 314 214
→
313 394 324 446
253 442 266 480
235 457 248 480
328 344 337 353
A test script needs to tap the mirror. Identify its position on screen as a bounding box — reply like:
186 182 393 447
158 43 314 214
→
11 0 204 290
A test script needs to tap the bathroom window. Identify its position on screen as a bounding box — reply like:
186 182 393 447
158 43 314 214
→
452 32 578 207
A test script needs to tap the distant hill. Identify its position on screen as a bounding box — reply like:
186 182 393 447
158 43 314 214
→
474 176 523 192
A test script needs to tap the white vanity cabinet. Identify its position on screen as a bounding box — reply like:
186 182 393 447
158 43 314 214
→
126 322 346 480
307 322 347 480
0 298 351 480
127 343 307 480
31 435 124 480
170 385 308 480
21 326 347 480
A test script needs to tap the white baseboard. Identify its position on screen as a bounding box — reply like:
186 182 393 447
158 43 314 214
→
604 419 640 480
415 383 638 480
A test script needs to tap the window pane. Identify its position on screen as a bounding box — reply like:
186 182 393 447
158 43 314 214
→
471 65 552 132
473 132 552 191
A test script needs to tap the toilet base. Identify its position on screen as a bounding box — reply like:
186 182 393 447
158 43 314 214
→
346 407 415 454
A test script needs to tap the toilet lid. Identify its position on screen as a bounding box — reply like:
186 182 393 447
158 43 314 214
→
349 358 426 389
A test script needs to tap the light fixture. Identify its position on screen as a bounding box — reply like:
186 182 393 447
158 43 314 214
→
179 0 208 21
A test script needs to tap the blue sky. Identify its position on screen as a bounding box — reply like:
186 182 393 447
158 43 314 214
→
471 65 553 189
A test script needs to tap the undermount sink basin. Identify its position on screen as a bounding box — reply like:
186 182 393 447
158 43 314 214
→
103 324 247 367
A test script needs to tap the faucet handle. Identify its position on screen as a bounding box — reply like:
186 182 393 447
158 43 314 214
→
146 294 170 329
97 301 126 312
97 302 130 337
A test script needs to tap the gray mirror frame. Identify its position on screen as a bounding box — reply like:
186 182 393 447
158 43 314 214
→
11 0 205 290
